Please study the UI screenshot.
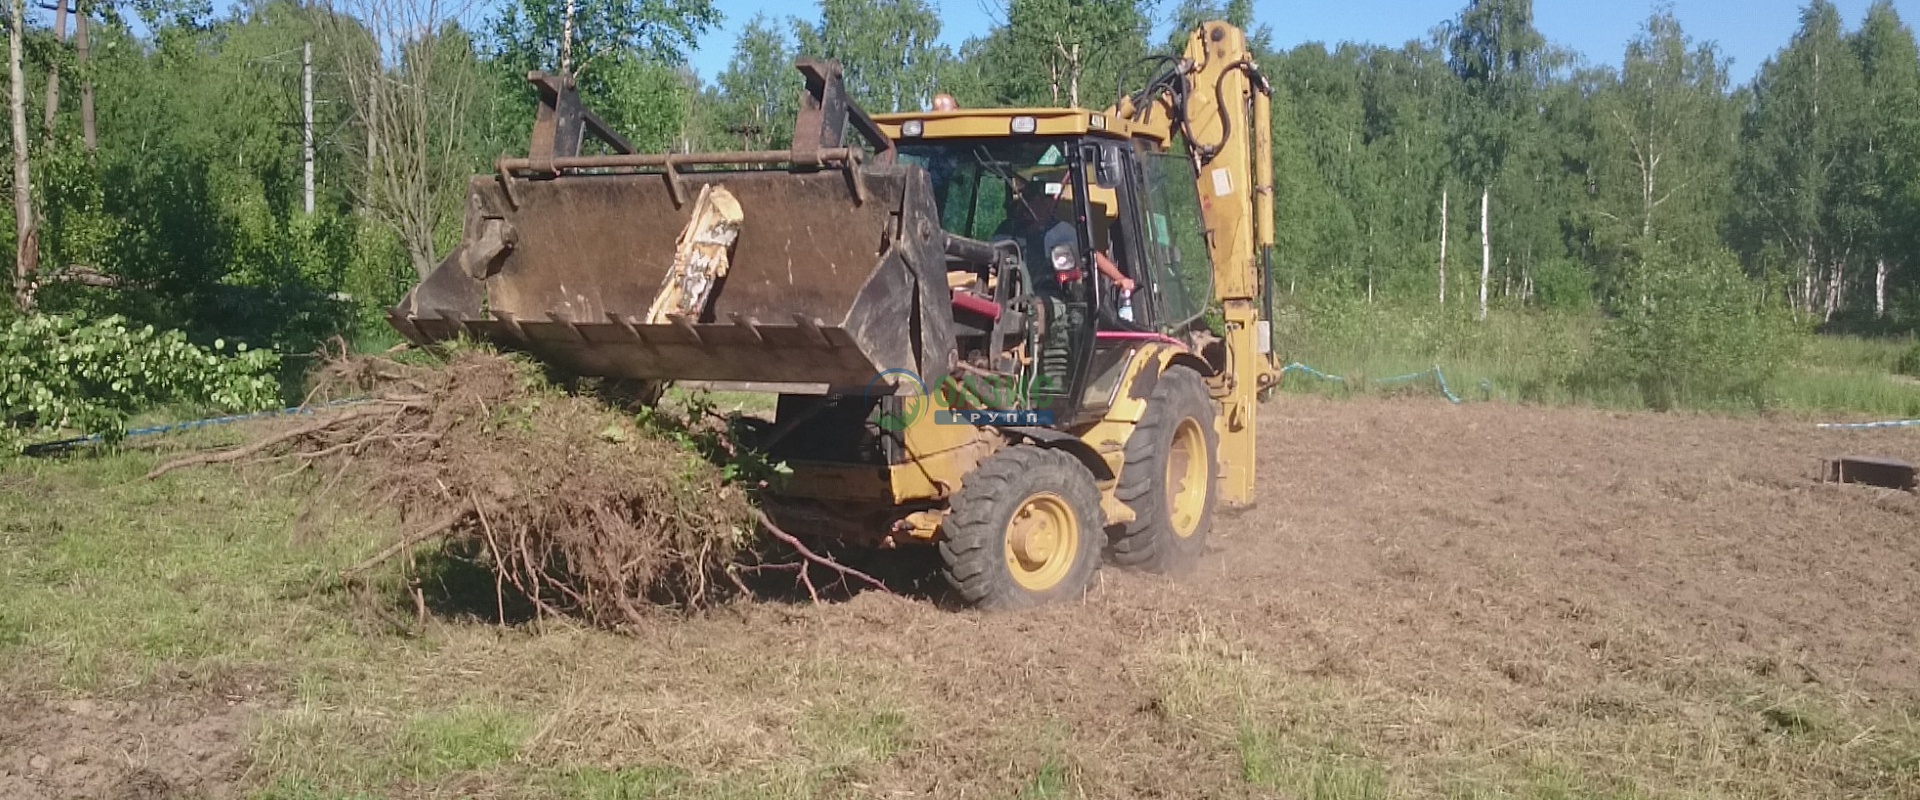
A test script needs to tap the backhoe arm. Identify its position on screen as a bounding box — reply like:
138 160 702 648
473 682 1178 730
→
1112 21 1279 507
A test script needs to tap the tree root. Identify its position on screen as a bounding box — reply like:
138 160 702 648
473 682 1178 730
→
339 509 469 579
145 406 386 479
144 347 905 629
747 509 892 603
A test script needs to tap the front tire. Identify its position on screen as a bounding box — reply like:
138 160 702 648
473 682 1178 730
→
1108 365 1218 573
939 445 1103 610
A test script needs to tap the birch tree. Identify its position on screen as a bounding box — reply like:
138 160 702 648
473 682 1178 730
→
793 0 947 113
1845 0 1920 320
1444 0 1545 321
11 0 35 312
1591 7 1735 301
1730 0 1864 319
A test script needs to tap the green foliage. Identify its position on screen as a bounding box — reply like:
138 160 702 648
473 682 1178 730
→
1577 248 1807 410
1444 0 1549 186
1586 10 1736 301
631 390 792 489
713 14 799 149
1896 341 1920 377
6 0 1918 420
485 0 714 152
0 314 282 451
793 0 949 113
958 0 1153 109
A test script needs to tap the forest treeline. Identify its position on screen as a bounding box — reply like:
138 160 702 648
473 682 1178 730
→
3 0 1919 382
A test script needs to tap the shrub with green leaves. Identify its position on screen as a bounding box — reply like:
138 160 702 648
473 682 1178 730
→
1578 248 1808 411
1896 341 1920 378
1 313 282 452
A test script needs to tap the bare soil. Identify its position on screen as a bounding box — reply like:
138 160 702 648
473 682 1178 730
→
0 690 261 800
6 395 1919 798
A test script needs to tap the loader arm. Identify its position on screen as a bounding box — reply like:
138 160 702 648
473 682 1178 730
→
1108 22 1280 507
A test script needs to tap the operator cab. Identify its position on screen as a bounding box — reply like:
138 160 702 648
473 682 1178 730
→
886 127 1214 426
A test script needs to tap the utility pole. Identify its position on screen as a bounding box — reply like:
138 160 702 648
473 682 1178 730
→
303 40 314 215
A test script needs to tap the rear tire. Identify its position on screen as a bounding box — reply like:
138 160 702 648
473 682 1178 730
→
1108 366 1218 573
939 445 1103 611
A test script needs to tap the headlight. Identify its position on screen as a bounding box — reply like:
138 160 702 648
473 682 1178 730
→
901 120 923 137
1011 116 1037 134
1051 245 1075 270
1089 114 1106 130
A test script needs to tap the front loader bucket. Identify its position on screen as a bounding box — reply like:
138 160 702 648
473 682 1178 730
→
387 159 955 393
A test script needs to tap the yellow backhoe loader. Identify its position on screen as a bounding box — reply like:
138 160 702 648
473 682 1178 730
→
386 21 1281 610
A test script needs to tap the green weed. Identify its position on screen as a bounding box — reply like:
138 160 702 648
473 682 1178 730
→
1276 298 1920 417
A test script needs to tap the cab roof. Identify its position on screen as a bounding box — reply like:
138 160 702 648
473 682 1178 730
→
870 107 1164 144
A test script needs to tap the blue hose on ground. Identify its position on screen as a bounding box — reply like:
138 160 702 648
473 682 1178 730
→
1815 419 1920 430
22 397 373 455
1280 362 1478 404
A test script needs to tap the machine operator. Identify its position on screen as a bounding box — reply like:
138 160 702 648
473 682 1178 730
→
992 179 1134 297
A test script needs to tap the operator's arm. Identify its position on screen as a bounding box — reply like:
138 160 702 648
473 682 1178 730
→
1093 251 1133 292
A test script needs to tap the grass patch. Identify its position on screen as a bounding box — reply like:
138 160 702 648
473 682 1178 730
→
0 446 389 693
393 705 530 778
1019 753 1076 800
1276 300 1920 417
544 765 688 799
1239 727 1389 800
1146 626 1920 800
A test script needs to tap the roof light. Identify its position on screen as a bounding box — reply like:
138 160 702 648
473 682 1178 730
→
1011 116 1038 134
1089 113 1106 130
901 119 924 137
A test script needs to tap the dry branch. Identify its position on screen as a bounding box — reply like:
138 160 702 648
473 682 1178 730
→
149 349 765 626
146 407 386 479
752 506 894 594
149 348 902 627
340 508 468 578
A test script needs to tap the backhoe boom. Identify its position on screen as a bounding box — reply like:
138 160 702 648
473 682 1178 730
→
1110 21 1280 506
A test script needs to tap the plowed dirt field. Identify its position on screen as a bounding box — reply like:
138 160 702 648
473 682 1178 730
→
4 396 1917 799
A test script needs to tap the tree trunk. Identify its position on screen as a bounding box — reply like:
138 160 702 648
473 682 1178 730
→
559 0 575 76
1824 259 1842 323
1876 258 1888 319
1067 43 1079 108
1438 186 1448 305
1802 241 1816 316
11 0 36 313
302 41 314 215
1366 220 1375 304
1477 186 1490 322
407 244 436 280
365 80 377 209
76 0 92 151
42 0 64 140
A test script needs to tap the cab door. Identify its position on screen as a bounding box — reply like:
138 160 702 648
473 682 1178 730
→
1128 143 1215 333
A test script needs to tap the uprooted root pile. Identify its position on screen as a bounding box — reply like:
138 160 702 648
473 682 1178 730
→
149 348 757 625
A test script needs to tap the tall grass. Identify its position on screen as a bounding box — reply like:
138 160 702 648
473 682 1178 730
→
1274 299 1920 418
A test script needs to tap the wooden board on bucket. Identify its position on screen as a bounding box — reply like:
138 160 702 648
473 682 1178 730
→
645 183 744 325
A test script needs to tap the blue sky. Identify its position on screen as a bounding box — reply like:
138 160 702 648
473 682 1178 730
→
687 0 1910 86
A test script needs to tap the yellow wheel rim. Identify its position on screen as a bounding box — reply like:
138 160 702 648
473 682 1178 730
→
1167 418 1209 538
1003 492 1081 591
